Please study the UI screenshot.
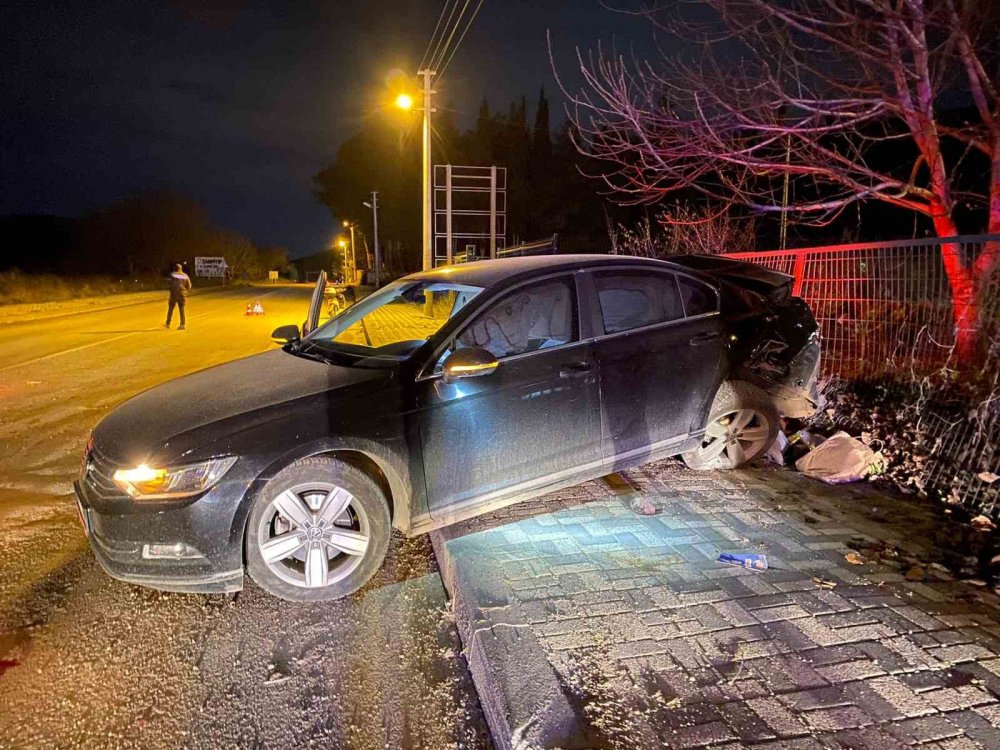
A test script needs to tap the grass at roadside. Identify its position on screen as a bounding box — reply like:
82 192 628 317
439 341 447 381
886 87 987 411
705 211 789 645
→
0 271 167 305
0 270 232 306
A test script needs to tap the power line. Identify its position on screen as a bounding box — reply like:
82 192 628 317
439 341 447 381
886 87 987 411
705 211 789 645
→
428 0 472 72
436 0 485 81
418 0 455 72
427 0 469 69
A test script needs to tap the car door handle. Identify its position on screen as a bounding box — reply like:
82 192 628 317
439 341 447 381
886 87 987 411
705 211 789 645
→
689 332 721 347
559 362 594 379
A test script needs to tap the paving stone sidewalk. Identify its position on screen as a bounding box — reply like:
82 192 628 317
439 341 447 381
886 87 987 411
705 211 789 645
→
431 460 1000 750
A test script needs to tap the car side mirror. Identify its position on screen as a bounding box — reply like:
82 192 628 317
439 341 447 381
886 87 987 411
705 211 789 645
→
271 324 300 343
442 347 499 383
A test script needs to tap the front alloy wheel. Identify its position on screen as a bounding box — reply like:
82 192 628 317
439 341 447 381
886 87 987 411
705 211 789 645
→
246 457 390 601
258 482 370 589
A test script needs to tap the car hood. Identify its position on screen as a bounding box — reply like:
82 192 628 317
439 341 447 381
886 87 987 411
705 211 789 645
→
93 348 386 463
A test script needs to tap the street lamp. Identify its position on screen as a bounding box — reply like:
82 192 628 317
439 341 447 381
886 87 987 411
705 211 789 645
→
336 237 349 282
363 192 380 288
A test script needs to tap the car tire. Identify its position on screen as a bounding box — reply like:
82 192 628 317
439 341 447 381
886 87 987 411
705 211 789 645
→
245 456 390 602
681 381 779 471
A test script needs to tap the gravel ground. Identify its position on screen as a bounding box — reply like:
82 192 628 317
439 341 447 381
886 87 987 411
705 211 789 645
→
0 530 490 749
0 287 491 749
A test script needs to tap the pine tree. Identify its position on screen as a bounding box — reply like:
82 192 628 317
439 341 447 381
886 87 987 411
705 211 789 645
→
532 87 552 162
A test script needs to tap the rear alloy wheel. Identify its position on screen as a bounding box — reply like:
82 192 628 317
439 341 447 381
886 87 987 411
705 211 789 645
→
682 381 779 471
246 456 390 601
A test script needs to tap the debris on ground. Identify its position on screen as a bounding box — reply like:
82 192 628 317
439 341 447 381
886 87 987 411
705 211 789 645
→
972 515 996 532
717 552 768 570
806 377 1000 537
790 428 826 449
629 496 657 516
795 431 878 484
845 551 866 565
860 540 899 561
765 430 789 465
811 576 837 589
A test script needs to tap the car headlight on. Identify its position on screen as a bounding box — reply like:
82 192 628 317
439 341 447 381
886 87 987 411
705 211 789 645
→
112 457 237 500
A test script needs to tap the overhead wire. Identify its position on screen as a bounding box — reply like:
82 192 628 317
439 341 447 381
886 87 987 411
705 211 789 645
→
425 0 467 73
418 0 455 71
428 0 472 73
435 0 485 80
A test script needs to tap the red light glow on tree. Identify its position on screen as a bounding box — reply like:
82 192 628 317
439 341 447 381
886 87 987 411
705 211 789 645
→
556 0 999 363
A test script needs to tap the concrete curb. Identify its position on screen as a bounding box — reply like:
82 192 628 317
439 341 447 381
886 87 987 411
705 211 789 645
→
431 527 583 750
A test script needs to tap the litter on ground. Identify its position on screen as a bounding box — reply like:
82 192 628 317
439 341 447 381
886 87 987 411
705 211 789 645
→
796 431 878 484
717 552 768 571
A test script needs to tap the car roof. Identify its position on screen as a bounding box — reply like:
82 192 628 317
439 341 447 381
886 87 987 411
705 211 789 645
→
405 253 682 288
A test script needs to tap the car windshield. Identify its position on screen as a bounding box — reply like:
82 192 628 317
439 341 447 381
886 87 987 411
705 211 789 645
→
304 280 484 362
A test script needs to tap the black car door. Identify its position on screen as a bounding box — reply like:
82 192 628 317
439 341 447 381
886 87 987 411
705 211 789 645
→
416 274 602 516
584 268 726 465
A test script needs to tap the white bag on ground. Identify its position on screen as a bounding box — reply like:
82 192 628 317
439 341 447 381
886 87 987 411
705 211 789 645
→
765 430 789 465
795 431 876 484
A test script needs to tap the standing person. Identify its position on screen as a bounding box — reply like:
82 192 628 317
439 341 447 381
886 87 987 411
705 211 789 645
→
165 263 191 330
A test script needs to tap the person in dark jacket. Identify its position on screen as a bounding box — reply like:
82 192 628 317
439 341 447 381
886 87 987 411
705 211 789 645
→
165 263 192 330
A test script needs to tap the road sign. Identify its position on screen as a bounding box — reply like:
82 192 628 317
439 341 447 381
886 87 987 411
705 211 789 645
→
268 270 279 282
195 257 227 278
433 165 506 266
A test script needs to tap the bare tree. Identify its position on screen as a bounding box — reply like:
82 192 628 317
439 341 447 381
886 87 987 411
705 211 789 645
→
661 204 757 255
555 0 999 362
611 206 755 257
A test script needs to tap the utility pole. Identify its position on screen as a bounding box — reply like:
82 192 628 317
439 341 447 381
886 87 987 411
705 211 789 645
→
366 191 381 287
418 69 435 271
342 220 358 283
780 135 791 251
348 222 357 282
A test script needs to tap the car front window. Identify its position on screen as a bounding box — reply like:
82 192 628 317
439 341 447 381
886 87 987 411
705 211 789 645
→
306 280 483 360
433 276 578 372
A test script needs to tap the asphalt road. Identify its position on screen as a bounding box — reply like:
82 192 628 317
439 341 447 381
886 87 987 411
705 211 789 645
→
0 285 489 749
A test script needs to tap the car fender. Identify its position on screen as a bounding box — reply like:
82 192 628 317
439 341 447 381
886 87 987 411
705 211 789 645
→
229 436 417 554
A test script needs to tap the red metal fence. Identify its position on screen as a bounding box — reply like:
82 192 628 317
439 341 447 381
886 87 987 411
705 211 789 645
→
724 234 1000 378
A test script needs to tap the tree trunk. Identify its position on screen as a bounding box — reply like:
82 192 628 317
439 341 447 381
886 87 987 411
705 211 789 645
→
931 213 979 364
951 262 980 364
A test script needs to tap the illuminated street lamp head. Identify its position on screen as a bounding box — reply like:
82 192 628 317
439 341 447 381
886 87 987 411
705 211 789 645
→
342 219 350 227
394 92 414 110
337 238 348 249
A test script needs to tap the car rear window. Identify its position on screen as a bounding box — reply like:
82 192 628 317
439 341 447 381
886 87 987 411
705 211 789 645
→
677 275 718 316
594 272 683 334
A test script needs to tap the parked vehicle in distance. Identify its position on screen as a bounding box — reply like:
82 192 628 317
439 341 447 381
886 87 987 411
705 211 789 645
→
75 255 820 601
324 281 348 319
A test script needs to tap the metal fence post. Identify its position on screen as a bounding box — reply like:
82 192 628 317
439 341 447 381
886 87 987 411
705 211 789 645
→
791 251 806 297
445 165 453 266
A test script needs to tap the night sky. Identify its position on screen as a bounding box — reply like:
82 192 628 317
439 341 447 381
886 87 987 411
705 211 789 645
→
2 0 652 257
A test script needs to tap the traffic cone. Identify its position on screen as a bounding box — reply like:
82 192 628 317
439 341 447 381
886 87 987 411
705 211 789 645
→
245 302 253 316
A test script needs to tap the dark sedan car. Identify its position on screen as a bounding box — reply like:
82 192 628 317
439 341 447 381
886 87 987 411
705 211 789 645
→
75 254 820 601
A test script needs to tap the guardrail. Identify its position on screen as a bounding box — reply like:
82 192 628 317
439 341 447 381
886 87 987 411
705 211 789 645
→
451 234 560 264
